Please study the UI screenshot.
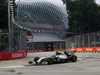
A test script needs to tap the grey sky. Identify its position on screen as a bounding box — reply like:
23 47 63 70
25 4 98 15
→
96 0 100 4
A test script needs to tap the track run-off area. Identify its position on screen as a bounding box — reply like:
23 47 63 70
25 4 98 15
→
0 52 100 75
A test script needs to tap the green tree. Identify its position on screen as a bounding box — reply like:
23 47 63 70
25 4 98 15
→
0 0 17 29
0 0 8 29
62 0 100 34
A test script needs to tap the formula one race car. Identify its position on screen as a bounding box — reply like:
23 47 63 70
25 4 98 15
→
29 50 77 65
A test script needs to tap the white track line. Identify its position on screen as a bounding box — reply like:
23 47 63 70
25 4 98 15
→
0 65 24 69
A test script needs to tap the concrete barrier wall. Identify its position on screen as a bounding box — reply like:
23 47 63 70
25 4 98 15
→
27 50 45 53
70 47 100 52
0 51 26 60
54 47 100 52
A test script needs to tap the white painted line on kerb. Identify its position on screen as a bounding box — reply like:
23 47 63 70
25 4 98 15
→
0 65 24 69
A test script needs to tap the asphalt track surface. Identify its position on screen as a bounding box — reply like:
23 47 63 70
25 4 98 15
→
0 52 100 75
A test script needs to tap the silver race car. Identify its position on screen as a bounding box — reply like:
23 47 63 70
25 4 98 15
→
29 50 77 65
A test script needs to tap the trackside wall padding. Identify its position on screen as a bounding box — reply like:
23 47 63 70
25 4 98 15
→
27 50 45 53
54 47 100 52
0 51 26 60
70 47 100 52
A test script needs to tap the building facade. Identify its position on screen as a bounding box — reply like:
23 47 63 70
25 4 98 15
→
16 0 68 51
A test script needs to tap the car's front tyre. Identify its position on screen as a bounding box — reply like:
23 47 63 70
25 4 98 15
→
34 57 40 63
29 61 33 64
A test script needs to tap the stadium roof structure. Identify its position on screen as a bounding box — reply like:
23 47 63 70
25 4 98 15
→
16 0 68 27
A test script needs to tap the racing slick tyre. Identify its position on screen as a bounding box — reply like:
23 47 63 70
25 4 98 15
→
47 58 54 65
70 55 77 62
34 57 40 62
29 61 32 64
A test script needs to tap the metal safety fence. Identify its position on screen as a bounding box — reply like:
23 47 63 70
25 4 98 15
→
65 31 100 48
0 29 27 53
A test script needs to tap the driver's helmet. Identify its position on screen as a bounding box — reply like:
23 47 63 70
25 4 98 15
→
56 51 58 55
64 51 70 55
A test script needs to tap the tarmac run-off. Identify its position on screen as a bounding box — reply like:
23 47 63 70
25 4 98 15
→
0 52 100 75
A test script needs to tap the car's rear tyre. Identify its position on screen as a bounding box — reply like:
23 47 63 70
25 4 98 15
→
34 57 40 62
70 55 77 62
47 58 54 65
